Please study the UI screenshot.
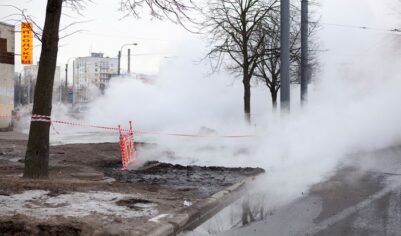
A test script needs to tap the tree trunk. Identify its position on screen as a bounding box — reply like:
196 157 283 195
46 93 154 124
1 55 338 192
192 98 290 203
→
243 79 251 123
271 88 278 110
24 0 63 179
242 62 251 122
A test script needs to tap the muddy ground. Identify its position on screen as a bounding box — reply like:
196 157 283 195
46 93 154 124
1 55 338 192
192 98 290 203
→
108 163 263 198
0 136 263 235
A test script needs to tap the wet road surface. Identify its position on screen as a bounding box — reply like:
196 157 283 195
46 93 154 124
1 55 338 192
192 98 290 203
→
187 146 401 236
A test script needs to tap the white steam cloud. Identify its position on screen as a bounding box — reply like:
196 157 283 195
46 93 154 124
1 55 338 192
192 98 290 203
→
83 29 401 207
12 0 401 233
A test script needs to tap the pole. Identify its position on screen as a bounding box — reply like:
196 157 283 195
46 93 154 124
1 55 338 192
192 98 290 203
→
18 73 22 106
117 50 121 75
65 63 68 103
72 60 75 106
59 71 61 103
27 77 30 104
65 64 68 103
280 0 291 111
128 48 131 74
300 0 309 104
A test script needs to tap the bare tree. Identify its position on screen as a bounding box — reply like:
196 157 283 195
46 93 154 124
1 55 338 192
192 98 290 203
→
203 0 279 123
23 0 195 179
119 0 198 31
23 0 64 178
254 3 319 109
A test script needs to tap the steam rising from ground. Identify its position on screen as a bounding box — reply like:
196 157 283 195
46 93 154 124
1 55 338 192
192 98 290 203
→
84 38 401 208
10 0 401 234
11 21 401 236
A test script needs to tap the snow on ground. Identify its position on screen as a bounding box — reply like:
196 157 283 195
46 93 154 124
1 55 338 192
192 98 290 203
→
0 190 158 219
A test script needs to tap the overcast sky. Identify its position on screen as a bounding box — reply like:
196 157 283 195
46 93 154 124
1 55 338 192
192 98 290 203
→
0 0 400 76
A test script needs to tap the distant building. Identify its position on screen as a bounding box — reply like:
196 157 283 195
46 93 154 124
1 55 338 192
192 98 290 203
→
0 22 14 130
74 52 118 89
73 53 117 107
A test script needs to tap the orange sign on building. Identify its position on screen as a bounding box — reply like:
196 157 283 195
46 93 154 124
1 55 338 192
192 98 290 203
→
21 22 33 64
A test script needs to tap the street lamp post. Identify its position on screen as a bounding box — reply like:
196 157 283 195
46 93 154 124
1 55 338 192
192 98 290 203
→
118 43 138 75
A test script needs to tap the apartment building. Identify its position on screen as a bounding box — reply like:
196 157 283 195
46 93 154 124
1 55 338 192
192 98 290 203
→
0 22 14 130
74 52 118 89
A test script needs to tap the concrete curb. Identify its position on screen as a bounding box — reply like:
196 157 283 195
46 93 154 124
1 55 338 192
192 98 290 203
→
146 175 258 236
145 222 175 236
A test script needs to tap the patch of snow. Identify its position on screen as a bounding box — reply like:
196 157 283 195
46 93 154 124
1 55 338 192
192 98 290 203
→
0 190 158 219
184 200 192 207
0 156 21 162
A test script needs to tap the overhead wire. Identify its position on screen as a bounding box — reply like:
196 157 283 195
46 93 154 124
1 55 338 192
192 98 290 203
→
316 22 401 35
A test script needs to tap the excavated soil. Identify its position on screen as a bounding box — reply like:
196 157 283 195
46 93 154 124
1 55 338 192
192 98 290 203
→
0 136 264 235
108 162 264 198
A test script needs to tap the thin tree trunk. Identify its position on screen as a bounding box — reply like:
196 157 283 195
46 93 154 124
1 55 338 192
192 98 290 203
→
243 78 251 123
271 89 278 110
24 0 63 179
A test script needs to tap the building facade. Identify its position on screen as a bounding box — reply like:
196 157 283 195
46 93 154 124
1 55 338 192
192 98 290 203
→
73 53 117 107
74 53 118 89
0 22 14 130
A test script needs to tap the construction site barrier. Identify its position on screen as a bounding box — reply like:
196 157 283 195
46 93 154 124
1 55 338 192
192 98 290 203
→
118 121 136 171
28 114 255 170
30 114 255 138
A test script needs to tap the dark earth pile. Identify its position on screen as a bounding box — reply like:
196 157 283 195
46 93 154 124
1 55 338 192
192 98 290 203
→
107 162 265 198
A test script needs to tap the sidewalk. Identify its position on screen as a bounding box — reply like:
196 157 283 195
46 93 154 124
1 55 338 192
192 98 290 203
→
0 131 28 141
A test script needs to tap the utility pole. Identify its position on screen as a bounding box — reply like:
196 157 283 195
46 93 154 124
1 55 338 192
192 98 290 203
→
18 73 22 106
27 76 31 104
59 71 62 103
72 60 76 106
280 0 291 111
118 43 137 76
128 48 131 74
64 63 68 103
300 0 309 104
117 51 121 75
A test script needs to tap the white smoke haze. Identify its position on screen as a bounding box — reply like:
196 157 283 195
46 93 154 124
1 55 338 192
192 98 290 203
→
81 29 401 211
7 0 401 234
84 42 267 167
10 0 401 233
14 20 401 215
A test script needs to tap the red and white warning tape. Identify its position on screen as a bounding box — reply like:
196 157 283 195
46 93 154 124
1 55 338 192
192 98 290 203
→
136 131 255 138
29 114 255 138
31 114 129 132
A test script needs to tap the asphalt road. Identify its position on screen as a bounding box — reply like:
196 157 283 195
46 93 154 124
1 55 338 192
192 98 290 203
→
186 146 401 236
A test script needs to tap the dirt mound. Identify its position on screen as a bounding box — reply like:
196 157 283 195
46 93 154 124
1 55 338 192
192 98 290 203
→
107 161 265 198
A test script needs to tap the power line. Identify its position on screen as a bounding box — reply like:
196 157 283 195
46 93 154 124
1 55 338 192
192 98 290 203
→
318 22 401 35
